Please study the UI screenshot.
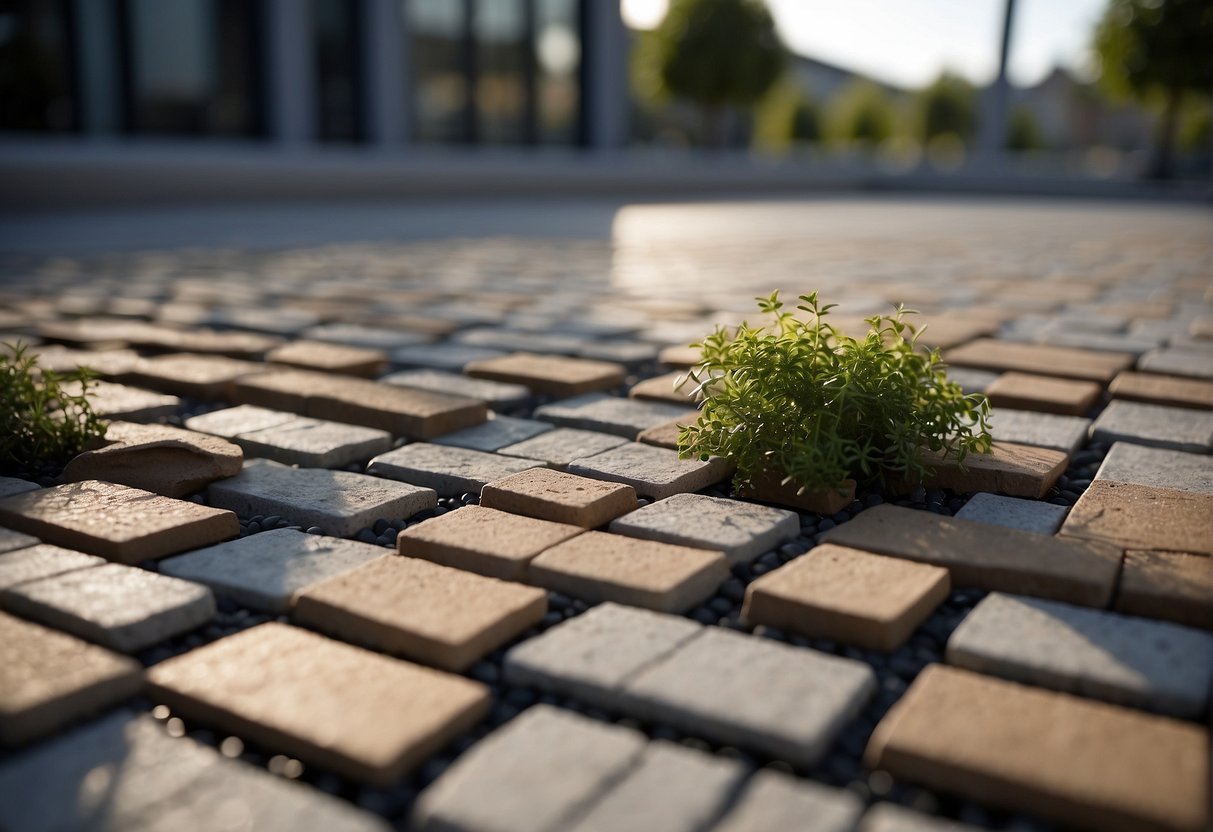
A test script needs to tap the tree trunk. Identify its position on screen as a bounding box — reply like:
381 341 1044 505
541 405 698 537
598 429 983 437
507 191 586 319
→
1150 85 1183 180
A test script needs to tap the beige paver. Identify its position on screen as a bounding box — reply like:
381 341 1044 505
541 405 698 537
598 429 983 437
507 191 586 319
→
465 352 626 397
184 403 299 437
865 664 1209 832
0 480 238 563
146 622 490 785
528 531 729 613
308 380 487 440
126 353 266 398
822 505 1122 607
234 417 393 468
0 611 142 746
266 339 387 377
230 368 326 411
985 372 1101 416
1109 371 1213 410
1115 550 1213 630
743 544 950 651
398 505 584 580
907 441 1068 499
736 472 856 515
0 544 103 591
1061 480 1213 556
945 339 1134 383
657 345 702 368
28 345 143 379
628 370 699 405
481 468 638 528
636 419 683 449
59 379 181 422
293 554 547 671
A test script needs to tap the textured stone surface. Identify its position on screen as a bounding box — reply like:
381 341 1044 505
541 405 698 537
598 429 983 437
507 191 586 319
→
235 417 393 468
0 526 38 554
465 352 626 397
60 379 181 421
953 492 1069 533
985 372 1101 415
534 392 697 439
432 416 553 452
294 554 547 671
0 480 238 563
567 442 730 500
0 477 39 499
1 563 215 652
865 665 1210 832
987 408 1091 454
481 467 638 528
0 543 103 591
1093 442 1213 493
823 505 1122 607
383 369 531 408
858 804 983 832
367 443 546 496
303 323 431 351
1090 400 1213 453
945 339 1134 383
184 403 298 437
628 370 699 405
713 770 864 832
608 493 798 565
0 611 141 746
944 368 1001 395
744 544 951 651
735 472 857 514
147 622 490 785
1139 347 1213 379
948 593 1213 718
266 339 386 376
1061 480 1213 556
391 343 507 371
208 459 436 537
127 353 265 398
909 441 1069 499
1115 550 1213 630
160 529 384 612
497 427 629 468
308 379 488 440
1110 371 1213 410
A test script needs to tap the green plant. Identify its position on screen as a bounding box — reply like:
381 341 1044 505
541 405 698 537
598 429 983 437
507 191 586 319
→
917 71 978 145
826 80 899 147
677 292 991 495
1 342 107 475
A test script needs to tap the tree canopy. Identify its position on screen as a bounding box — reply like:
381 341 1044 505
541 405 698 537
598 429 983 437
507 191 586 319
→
918 72 978 143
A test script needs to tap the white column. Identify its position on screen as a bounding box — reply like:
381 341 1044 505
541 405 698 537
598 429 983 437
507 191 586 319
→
363 0 409 145
73 0 121 134
583 0 628 150
264 0 314 144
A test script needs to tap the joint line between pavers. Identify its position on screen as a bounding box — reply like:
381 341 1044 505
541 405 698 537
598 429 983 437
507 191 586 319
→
613 625 711 695
543 741 650 832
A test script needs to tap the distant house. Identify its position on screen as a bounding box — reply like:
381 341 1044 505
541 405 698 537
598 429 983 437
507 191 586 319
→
1009 67 1155 152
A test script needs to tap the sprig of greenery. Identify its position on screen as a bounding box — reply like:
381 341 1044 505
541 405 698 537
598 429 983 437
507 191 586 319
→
1 342 107 475
677 291 991 494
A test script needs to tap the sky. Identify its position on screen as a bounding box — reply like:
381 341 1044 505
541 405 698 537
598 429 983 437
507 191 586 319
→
620 0 1110 89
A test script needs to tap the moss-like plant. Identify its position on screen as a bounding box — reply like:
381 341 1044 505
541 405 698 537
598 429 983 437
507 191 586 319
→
678 292 991 495
1 342 107 475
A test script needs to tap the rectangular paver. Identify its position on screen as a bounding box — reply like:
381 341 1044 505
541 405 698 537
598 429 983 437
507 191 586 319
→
1115 550 1213 630
127 353 265 398
905 442 1069 499
953 492 1069 533
1060 480 1213 556
1109 371 1213 410
383 369 531 408
266 339 387 377
465 352 626 397
497 427 629 468
1089 400 1213 453
431 416 553 452
712 769 863 832
1093 441 1213 493
988 408 1091 455
945 339 1134 383
0 527 38 554
235 417 393 468
0 544 104 591
534 392 698 439
184 403 299 437
481 467 638 528
567 442 731 500
985 372 1101 416
367 443 547 496
1139 347 1213 379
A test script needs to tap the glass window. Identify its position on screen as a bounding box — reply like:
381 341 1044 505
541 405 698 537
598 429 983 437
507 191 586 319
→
0 0 77 132
535 0 579 144
313 0 361 142
473 0 527 144
409 0 468 143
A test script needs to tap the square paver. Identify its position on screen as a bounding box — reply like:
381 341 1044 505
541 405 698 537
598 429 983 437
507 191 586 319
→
266 339 386 377
0 480 238 563
987 408 1091 455
567 442 730 500
367 443 547 496
945 339 1134 383
235 417 393 468
1109 371 1213 410
1089 400 1213 453
534 392 697 439
1060 480 1213 556
953 492 1069 533
744 544 951 651
497 427 629 468
0 544 103 591
431 416 553 452
293 554 547 671
383 369 531 408
1093 442 1213 493
985 372 1101 416
146 622 490 785
1115 550 1213 630
481 467 638 528
713 769 863 832
465 352 626 397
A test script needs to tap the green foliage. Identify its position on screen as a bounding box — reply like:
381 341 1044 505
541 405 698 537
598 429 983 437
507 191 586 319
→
917 71 978 143
1006 106 1046 151
826 80 898 146
0 343 107 474
1094 0 1212 102
677 292 991 495
753 81 821 151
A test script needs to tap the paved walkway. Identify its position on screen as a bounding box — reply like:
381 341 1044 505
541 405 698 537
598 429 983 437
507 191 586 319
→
0 198 1210 831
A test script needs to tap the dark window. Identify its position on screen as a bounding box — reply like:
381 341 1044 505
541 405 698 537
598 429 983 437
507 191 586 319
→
0 0 76 132
535 0 578 144
313 0 361 142
410 0 469 143
474 0 527 144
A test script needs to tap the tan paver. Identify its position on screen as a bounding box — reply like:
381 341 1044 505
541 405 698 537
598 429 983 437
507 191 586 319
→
1060 480 1213 556
293 554 547 671
59 379 180 421
865 664 1209 832
822 505 1122 607
628 370 699 405
308 380 487 440
1114 550 1213 630
1109 371 1213 410
184 403 299 437
398 505 584 580
230 368 325 411
146 622 490 785
0 611 142 746
636 419 683 449
0 480 238 563
28 345 143 379
736 472 856 515
743 544 950 651
0 544 103 591
126 353 266 398
658 345 702 368
985 372 1101 416
480 468 638 528
266 339 387 377
465 352 625 397
528 531 729 614
908 441 1068 499
945 339 1134 383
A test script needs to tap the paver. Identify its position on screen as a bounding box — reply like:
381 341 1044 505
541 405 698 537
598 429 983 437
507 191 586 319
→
230 367 332 411
1035 330 1162 356
953 492 1069 533
823 505 1122 607
712 769 864 832
465 352 626 397
398 505 584 581
208 307 320 336
1092 441 1213 493
303 322 432 351
0 544 103 591
498 427 629 467
0 711 392 832
736 472 857 514
266 339 386 376
608 493 798 565
293 554 547 672
503 602 703 710
744 544 951 651
1061 480 1213 556
658 345 702 368
0 476 39 498
864 664 1209 832
567 442 730 500
235 417 393 468
529 531 728 613
945 339 1133 383
27 345 143 379
535 392 697 439
1109 371 1213 410
858 804 983 832
0 480 238 563
412 705 645 832
367 443 546 496
944 367 1001 394
391 342 507 372
454 327 589 355
1089 400 1213 453
184 403 299 437
60 379 181 421
635 418 682 449
984 372 1101 416
0 526 38 554
146 622 490 785
208 459 436 537
159 529 384 613
60 421 244 498
1115 550 1213 630
432 415 553 452
577 339 661 367
481 467 638 528
987 408 1090 454
0 611 142 746
1139 347 1213 379
126 353 265 398
0 563 215 652
383 368 531 408
947 593 1213 718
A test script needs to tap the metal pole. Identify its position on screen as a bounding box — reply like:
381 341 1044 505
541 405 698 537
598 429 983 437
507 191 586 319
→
979 0 1016 162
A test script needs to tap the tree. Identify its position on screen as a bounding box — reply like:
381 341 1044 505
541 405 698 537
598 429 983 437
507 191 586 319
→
633 0 785 148
917 72 979 145
826 80 898 147
1006 107 1046 151
753 80 820 151
1094 0 1213 178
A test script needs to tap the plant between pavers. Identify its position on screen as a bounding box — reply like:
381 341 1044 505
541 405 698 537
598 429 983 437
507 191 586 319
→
1 342 107 476
677 292 992 496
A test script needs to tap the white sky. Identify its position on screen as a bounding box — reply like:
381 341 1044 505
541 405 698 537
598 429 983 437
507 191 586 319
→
620 0 1109 88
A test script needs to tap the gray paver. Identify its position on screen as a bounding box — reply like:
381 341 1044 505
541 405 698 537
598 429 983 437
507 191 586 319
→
0 527 38 554
1140 347 1213 379
367 442 546 496
988 408 1091 454
0 544 104 591
567 443 730 500
859 804 984 832
208 459 436 536
1089 400 1213 453
1035 330 1162 356
497 427 629 468
535 393 696 439
236 417 393 468
1094 442 1213 493
412 705 646 832
391 343 507 371
0 563 215 653
953 492 1069 534
0 477 39 498
711 769 864 832
383 369 531 408
61 379 181 421
304 323 431 350
159 529 384 612
944 368 1001 395
947 593 1213 718
609 493 799 565
184 403 299 437
433 416 554 452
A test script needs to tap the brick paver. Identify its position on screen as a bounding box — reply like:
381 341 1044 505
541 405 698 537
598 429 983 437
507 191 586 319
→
945 339 1134 383
987 408 1090 454
481 467 637 528
567 442 730 499
266 339 387 376
985 372 1101 416
1092 441 1213 492
953 492 1069 533
497 427 629 467
1109 371 1213 410
127 353 265 398
236 417 393 467
384 369 531 408
465 352 626 397
432 416 553 452
0 527 38 554
0 544 103 590
391 342 506 371
60 379 181 421
184 403 299 436
1139 347 1213 379
628 370 699 405
368 442 546 496
1115 550 1213 630
535 392 697 439
904 441 1068 499
1089 400 1213 453
1061 480 1213 556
